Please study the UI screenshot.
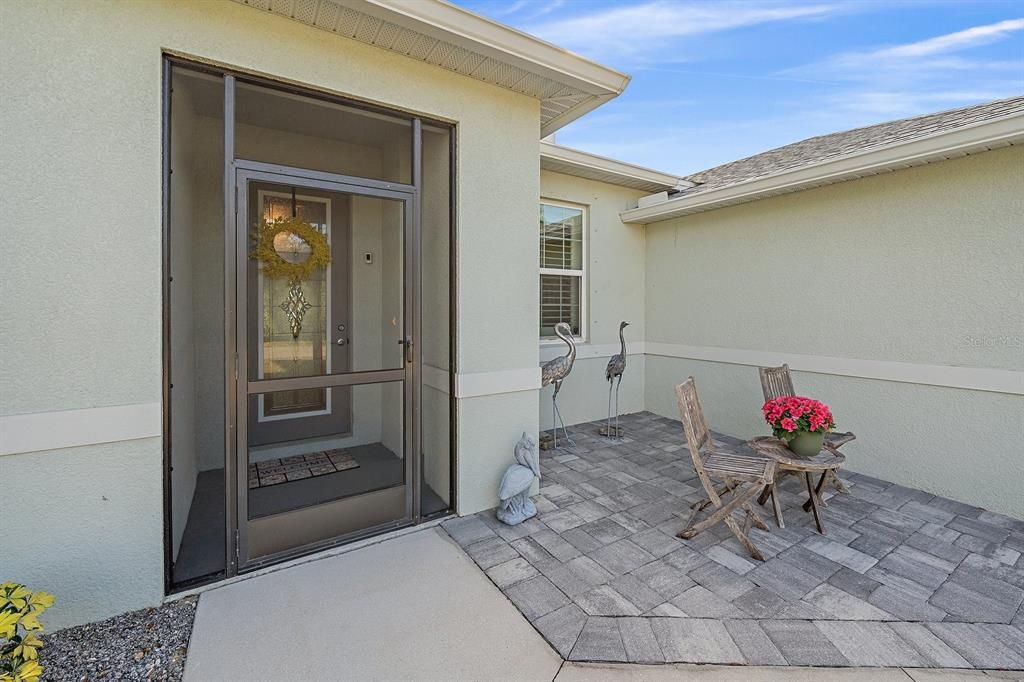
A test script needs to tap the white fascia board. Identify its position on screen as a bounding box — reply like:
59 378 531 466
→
621 112 1024 224
540 141 691 191
353 0 630 96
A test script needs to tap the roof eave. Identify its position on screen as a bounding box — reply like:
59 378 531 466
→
540 93 617 140
355 0 631 134
540 141 691 192
621 111 1024 224
357 0 631 95
230 0 630 136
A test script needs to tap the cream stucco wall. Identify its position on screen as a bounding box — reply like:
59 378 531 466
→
643 146 1024 518
0 439 164 630
538 171 648 431
0 0 539 628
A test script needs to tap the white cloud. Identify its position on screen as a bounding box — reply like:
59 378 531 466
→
524 1 837 61
791 18 1024 76
490 0 530 17
815 87 1021 119
873 18 1024 58
778 18 1024 122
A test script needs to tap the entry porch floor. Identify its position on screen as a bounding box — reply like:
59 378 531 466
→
442 412 1024 670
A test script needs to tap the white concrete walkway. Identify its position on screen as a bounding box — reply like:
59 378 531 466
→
184 527 562 681
184 525 1021 681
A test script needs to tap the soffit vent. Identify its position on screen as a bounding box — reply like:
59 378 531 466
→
230 0 613 135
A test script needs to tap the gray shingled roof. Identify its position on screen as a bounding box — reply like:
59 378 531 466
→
678 95 1024 195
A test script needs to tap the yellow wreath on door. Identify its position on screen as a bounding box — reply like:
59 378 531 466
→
250 216 331 281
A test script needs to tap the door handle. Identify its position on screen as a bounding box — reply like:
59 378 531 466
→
335 338 347 346
403 336 414 363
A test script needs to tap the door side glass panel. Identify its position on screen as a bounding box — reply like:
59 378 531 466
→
259 190 330 418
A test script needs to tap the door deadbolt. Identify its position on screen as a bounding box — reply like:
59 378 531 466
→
337 323 346 332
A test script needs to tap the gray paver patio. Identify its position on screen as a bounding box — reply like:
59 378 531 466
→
442 412 1024 671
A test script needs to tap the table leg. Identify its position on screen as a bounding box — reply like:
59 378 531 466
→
770 486 784 529
804 472 825 534
803 471 829 512
815 471 829 507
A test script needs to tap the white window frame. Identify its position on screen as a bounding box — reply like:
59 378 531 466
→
539 198 587 344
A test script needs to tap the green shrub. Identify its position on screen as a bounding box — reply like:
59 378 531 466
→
0 583 54 682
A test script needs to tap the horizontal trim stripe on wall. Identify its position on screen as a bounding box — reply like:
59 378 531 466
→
0 402 162 457
644 342 1023 396
455 367 541 398
427 365 550 397
0 367 541 457
540 341 647 363
6 346 1015 456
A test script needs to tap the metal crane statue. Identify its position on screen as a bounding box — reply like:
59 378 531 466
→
496 432 541 525
540 322 577 449
602 321 630 439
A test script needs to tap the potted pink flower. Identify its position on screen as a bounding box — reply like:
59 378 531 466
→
761 396 836 457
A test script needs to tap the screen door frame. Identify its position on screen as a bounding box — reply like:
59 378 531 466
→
232 161 419 571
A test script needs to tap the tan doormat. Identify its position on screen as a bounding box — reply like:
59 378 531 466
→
248 449 359 489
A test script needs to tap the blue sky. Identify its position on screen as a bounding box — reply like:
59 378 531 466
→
456 0 1024 176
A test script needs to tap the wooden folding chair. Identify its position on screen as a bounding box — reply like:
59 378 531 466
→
675 378 776 561
758 364 855 494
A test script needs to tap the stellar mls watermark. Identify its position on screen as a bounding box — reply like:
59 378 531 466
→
960 335 1023 352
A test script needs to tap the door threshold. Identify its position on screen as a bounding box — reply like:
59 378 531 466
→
165 514 453 603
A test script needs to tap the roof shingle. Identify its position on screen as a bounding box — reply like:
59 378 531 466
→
678 95 1024 196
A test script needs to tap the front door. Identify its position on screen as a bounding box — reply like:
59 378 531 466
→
247 183 352 445
234 165 415 569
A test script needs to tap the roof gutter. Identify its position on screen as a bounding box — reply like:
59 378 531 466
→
621 111 1024 224
540 141 692 192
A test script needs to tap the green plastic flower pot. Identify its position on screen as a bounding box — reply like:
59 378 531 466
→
788 431 824 457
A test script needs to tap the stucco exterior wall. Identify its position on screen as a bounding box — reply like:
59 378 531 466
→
0 0 539 627
0 439 164 630
644 146 1024 518
538 171 648 430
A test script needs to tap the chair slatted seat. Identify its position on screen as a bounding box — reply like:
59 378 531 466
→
703 453 773 476
675 377 775 561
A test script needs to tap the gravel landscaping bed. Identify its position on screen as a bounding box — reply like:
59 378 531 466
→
39 596 197 681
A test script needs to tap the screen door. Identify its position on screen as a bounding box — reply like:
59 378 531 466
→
234 165 415 568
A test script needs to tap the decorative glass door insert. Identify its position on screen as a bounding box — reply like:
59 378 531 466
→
258 190 332 421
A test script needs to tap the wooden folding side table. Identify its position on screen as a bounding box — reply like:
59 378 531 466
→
746 436 845 535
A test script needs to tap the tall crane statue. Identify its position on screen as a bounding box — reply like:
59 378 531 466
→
604 320 630 439
541 322 577 449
